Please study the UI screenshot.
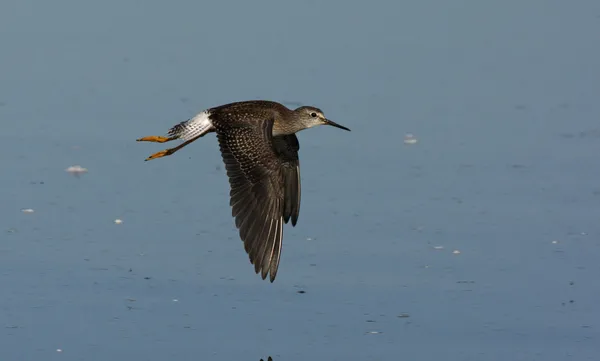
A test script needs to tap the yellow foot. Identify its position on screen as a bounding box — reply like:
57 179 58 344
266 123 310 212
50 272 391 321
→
145 149 175 161
136 135 173 143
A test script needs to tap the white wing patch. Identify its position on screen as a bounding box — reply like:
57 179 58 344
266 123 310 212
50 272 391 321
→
169 110 214 141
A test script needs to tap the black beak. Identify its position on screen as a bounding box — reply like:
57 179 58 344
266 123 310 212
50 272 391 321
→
324 118 351 131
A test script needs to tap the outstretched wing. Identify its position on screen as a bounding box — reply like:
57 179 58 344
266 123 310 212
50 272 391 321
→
215 117 300 282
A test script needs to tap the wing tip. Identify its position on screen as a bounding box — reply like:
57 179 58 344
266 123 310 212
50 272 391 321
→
256 264 277 283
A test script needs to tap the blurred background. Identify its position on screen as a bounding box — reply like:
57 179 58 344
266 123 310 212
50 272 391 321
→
1 0 599 360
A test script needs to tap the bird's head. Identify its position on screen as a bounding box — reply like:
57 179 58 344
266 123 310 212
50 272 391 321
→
294 106 351 132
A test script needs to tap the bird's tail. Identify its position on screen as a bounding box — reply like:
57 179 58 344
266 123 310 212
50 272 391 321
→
136 110 215 161
167 110 214 141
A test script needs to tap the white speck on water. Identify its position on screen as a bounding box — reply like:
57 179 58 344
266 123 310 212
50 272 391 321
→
552 240 558 244
114 219 123 224
21 208 34 213
404 133 418 144
452 250 461 254
366 331 382 334
433 246 444 250
65 165 88 176
172 299 179 302
56 348 62 353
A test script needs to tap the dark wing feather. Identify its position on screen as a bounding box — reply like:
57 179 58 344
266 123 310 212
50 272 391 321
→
214 117 293 282
272 134 301 226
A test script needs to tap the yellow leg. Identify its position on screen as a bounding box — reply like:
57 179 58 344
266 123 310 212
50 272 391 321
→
145 149 174 161
136 135 176 143
143 134 203 161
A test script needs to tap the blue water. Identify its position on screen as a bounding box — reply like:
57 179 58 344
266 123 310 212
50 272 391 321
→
2 1 599 360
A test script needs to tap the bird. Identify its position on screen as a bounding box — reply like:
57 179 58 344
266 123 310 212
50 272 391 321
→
136 100 350 282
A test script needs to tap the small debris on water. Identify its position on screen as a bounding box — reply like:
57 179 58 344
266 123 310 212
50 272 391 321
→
552 240 558 244
21 208 34 213
56 349 63 353
114 219 123 224
65 165 88 177
366 331 382 334
404 133 418 145
397 313 410 318
452 250 461 255
172 299 179 302
433 246 444 250
297 290 306 294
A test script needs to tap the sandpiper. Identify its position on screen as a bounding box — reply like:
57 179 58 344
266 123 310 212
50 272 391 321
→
137 100 350 282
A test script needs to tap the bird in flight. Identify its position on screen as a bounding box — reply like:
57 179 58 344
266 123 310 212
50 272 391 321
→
137 100 350 282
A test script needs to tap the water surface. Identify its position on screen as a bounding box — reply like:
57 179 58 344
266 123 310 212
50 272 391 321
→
1 1 600 360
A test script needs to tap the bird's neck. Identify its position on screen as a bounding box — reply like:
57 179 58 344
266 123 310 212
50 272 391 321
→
272 113 309 136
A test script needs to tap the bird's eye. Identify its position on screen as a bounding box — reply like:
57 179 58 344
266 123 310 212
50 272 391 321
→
310 112 317 117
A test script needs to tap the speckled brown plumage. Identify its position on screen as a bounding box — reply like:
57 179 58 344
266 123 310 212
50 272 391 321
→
210 102 301 282
136 100 350 282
